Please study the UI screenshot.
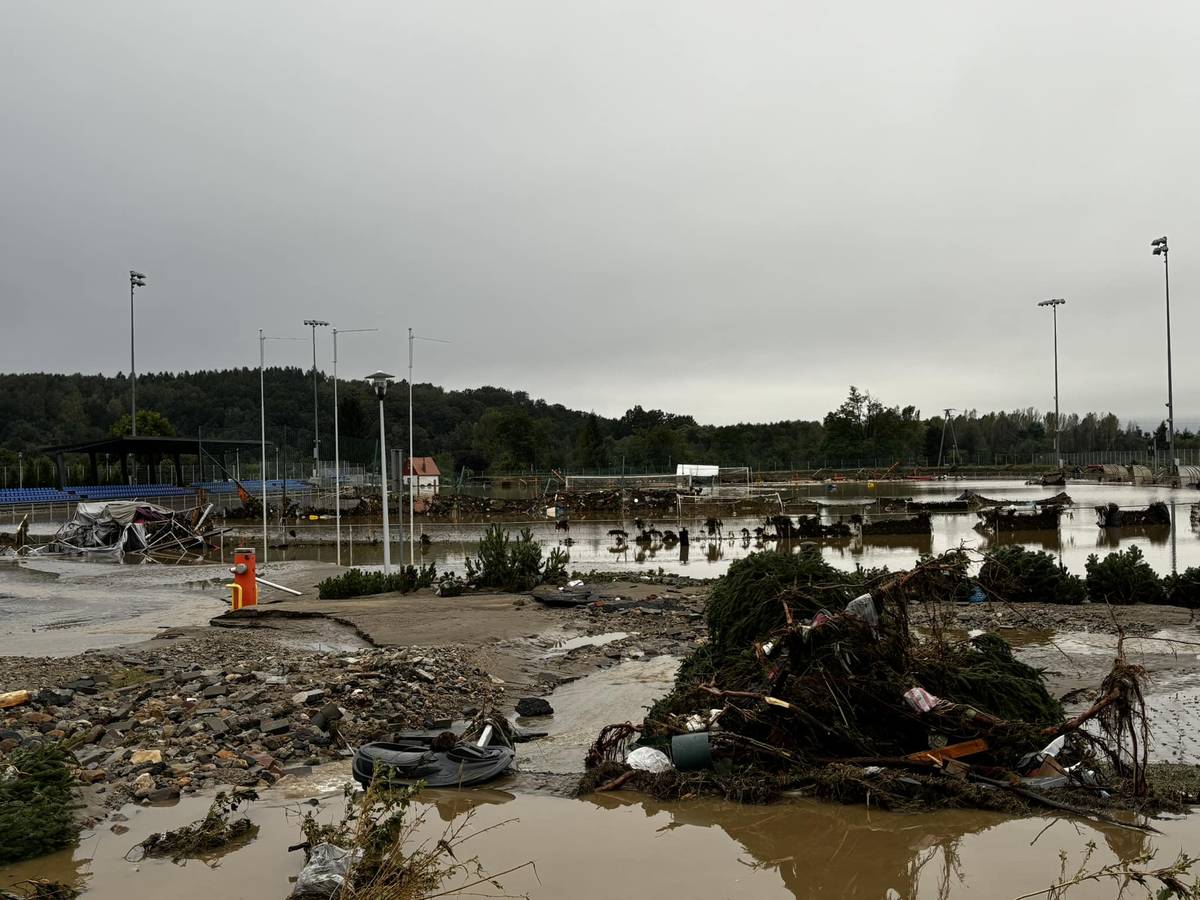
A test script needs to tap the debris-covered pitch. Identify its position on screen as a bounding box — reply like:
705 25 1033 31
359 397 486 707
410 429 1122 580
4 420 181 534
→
582 548 1185 824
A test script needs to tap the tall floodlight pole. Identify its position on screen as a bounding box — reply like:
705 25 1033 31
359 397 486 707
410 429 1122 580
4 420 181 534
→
1037 299 1066 465
303 319 330 479
332 327 378 566
407 328 450 564
367 371 395 575
128 271 147 436
1151 237 1174 475
260 331 305 564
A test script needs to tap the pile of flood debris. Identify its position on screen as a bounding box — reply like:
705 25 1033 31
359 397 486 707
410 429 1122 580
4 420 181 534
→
958 490 1072 509
26 501 214 559
0 637 499 817
756 514 850 541
975 504 1062 533
581 549 1184 823
1096 501 1172 528
857 512 932 536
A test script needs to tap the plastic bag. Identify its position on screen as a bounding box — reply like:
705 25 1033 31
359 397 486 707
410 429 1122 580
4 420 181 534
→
292 843 362 898
902 687 941 714
626 747 673 773
845 593 879 630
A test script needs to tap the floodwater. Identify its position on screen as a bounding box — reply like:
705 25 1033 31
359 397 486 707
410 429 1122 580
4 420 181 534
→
4 766 1198 899
229 479 1200 578
2 604 1198 898
0 558 230 656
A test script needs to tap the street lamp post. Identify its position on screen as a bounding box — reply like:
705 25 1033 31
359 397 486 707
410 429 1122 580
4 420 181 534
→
303 319 330 479
407 328 450 564
367 372 395 575
1036 298 1066 466
1151 237 1174 475
332 327 379 567
260 331 305 564
129 271 147 436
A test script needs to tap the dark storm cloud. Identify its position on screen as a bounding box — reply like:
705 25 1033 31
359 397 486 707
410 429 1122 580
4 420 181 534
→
2 2 1197 426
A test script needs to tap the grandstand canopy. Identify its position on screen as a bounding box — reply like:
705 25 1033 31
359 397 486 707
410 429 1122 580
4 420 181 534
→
41 435 268 489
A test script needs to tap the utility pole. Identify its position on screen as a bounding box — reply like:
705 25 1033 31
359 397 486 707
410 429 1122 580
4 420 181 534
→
332 327 378 566
937 408 959 468
407 328 450 564
303 319 329 479
1151 237 1174 474
1037 299 1066 465
129 271 147 436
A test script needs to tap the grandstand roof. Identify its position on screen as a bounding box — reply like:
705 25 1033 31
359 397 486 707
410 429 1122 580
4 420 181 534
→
42 435 268 456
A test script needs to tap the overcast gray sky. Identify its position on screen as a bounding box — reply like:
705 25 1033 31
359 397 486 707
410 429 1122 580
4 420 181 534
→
2 2 1197 427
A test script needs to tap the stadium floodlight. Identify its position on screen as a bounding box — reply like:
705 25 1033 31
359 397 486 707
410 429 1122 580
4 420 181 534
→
367 371 395 574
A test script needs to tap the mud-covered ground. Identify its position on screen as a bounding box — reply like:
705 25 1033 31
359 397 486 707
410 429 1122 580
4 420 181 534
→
0 564 708 827
3 557 1200 899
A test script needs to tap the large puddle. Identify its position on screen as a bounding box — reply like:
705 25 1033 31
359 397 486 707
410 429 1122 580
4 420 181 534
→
195 479 1200 579
4 780 1197 899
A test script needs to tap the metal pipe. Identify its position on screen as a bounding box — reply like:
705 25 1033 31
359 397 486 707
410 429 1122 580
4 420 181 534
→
255 576 302 596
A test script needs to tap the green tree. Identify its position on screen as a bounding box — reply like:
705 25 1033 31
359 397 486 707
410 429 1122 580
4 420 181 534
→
574 413 608 469
108 409 177 437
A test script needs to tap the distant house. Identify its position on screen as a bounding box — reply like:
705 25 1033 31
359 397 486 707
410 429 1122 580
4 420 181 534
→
402 456 440 491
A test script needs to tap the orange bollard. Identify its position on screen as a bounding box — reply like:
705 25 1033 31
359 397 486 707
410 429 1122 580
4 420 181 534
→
230 547 259 608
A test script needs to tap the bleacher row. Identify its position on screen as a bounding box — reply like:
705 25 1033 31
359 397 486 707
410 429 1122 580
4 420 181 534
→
0 479 314 506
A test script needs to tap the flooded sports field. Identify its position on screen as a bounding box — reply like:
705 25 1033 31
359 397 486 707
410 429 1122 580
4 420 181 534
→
216 479 1200 579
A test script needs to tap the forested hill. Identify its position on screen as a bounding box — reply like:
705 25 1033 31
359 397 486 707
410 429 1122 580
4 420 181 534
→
0 372 1168 476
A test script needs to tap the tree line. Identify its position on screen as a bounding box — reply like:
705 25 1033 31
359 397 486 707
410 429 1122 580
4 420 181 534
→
0 371 1182 485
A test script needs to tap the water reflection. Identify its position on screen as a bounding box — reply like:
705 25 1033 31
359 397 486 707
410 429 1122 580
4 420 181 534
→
207 480 1200 578
577 792 1158 900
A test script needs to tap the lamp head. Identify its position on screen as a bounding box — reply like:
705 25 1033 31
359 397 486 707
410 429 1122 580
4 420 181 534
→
366 371 394 398
304 319 330 327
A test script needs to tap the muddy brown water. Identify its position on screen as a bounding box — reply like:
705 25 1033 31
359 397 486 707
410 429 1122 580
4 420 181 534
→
3 653 1199 899
3 774 1198 900
202 479 1200 579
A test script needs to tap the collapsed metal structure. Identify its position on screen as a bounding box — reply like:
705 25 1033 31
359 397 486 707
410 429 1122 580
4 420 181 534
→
30 500 214 559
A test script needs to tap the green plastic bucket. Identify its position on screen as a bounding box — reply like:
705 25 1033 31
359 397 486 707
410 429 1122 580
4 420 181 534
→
670 733 713 771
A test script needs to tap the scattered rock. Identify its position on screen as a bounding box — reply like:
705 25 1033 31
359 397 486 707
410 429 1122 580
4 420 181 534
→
132 772 156 798
129 749 163 766
515 697 554 717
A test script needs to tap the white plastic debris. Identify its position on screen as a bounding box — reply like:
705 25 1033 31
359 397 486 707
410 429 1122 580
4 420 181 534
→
567 579 584 588
1039 735 1066 759
902 687 941 714
292 843 362 899
684 714 708 732
967 628 986 639
845 593 879 630
626 746 673 773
